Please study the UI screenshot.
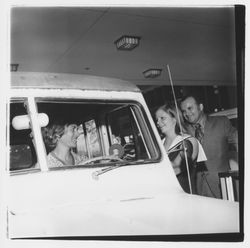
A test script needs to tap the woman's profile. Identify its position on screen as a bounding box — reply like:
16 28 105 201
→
42 122 86 168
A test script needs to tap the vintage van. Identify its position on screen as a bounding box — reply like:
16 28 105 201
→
7 72 240 239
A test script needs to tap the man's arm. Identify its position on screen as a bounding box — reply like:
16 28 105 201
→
223 116 238 152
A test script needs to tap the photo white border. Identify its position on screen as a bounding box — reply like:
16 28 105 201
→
1 1 248 247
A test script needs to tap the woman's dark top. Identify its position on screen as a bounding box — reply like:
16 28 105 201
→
168 138 196 194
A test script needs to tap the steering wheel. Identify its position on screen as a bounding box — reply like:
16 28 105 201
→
77 155 123 166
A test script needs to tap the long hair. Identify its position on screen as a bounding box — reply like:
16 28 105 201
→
156 102 187 135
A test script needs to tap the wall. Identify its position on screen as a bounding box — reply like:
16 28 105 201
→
142 85 238 116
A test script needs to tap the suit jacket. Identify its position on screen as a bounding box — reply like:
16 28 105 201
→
186 115 238 173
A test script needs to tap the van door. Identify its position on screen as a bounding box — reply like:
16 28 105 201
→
9 98 168 237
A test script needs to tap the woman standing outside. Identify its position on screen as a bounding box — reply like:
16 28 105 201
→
155 103 206 194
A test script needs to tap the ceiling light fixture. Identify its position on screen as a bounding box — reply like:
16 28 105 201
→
114 35 141 51
11 64 19 72
143 68 162 78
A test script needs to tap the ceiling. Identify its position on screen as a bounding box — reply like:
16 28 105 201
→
10 6 237 90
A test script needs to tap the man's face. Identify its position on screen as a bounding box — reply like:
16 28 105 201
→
180 97 203 124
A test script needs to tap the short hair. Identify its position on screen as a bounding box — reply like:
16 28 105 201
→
156 102 187 135
180 94 203 105
42 122 68 152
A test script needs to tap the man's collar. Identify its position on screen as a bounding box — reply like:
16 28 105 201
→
193 113 207 128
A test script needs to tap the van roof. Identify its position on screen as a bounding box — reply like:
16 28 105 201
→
11 72 140 92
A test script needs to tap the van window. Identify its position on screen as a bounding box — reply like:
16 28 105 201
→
9 101 38 171
36 100 160 169
9 99 160 171
107 105 150 160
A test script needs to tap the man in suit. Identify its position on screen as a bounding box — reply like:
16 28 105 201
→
180 95 238 199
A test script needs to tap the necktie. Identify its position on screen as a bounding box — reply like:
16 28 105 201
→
194 123 204 143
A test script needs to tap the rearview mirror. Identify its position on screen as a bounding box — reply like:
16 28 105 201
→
12 113 49 130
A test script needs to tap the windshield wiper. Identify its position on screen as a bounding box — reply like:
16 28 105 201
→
92 162 132 180
92 159 152 180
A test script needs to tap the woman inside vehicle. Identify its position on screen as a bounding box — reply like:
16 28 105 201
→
155 103 206 194
42 122 86 168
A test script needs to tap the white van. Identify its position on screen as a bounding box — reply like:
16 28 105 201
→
7 72 240 239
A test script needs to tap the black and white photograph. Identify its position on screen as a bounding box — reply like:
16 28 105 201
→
0 0 247 247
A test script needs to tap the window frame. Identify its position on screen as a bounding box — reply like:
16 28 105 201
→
106 101 161 163
9 97 46 175
9 97 161 173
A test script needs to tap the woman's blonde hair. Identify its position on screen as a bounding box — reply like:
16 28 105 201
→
156 102 187 135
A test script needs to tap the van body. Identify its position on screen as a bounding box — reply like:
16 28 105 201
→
7 72 239 238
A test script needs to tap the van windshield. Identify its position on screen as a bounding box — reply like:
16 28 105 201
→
9 99 160 171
